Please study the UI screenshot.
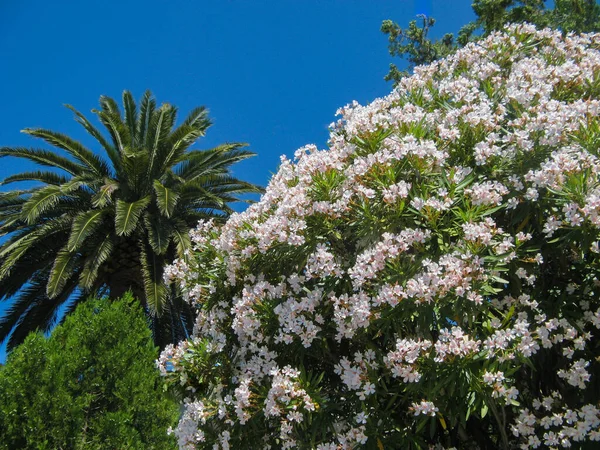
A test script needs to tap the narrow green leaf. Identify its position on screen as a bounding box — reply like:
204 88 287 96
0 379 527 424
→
144 214 172 255
65 103 120 172
67 209 109 251
138 90 156 147
47 248 77 298
79 235 114 289
171 220 192 259
0 147 84 175
122 90 138 142
22 128 110 176
1 171 70 186
20 185 64 224
140 242 167 315
115 196 150 236
92 179 119 207
153 180 179 218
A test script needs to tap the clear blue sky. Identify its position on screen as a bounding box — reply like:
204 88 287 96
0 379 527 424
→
0 0 475 362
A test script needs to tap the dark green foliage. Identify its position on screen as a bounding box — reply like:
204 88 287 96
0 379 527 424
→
382 0 600 85
0 90 262 349
0 294 178 449
381 15 456 84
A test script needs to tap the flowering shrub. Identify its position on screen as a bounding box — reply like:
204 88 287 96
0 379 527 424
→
160 25 600 449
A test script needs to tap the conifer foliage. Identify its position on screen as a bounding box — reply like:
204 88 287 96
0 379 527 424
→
0 294 179 449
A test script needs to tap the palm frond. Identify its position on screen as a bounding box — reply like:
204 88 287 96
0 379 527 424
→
1 171 70 186
19 180 84 225
0 250 56 301
186 173 263 196
182 106 211 129
0 234 38 278
22 128 110 176
91 178 119 207
99 95 122 117
0 216 72 280
46 247 79 298
65 104 120 173
147 104 177 178
153 180 179 218
0 279 47 345
138 90 156 147
115 196 150 236
171 219 192 260
120 151 150 195
175 144 256 182
161 125 203 170
95 109 130 153
161 106 211 168
67 208 110 251
122 90 138 143
79 234 115 289
6 275 79 350
0 147 85 175
139 241 167 315
143 213 172 255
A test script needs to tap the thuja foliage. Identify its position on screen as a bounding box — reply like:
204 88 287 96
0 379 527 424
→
0 294 178 449
382 0 600 85
161 25 600 449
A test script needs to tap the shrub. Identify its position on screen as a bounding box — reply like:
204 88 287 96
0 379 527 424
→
0 294 179 449
161 25 600 449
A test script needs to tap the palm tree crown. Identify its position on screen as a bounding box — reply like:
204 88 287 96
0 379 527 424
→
0 90 261 349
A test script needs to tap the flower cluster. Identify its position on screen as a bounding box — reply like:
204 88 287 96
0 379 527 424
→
161 25 600 449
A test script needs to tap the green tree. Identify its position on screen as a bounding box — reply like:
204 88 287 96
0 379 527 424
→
0 90 261 349
0 293 179 449
382 0 600 85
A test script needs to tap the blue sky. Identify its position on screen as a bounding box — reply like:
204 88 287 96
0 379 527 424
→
0 0 476 362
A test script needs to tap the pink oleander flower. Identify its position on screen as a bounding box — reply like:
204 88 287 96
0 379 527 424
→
161 24 600 449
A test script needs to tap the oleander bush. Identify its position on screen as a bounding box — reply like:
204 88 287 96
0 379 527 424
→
160 25 600 449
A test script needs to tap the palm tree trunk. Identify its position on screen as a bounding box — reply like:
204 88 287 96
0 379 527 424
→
103 237 146 306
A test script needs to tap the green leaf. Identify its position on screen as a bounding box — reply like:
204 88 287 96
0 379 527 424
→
0 217 72 279
92 179 119 207
95 110 129 153
153 180 179 218
79 235 114 289
0 235 37 279
171 219 192 259
1 171 70 186
144 213 172 255
480 403 488 419
140 243 167 315
20 185 64 224
0 147 84 175
47 248 77 298
122 90 138 142
115 196 150 236
67 208 109 251
138 90 156 147
22 128 110 176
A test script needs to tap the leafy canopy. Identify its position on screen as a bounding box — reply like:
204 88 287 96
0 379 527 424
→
0 90 262 350
0 293 179 449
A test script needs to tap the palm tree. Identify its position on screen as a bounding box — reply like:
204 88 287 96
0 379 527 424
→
0 90 261 349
